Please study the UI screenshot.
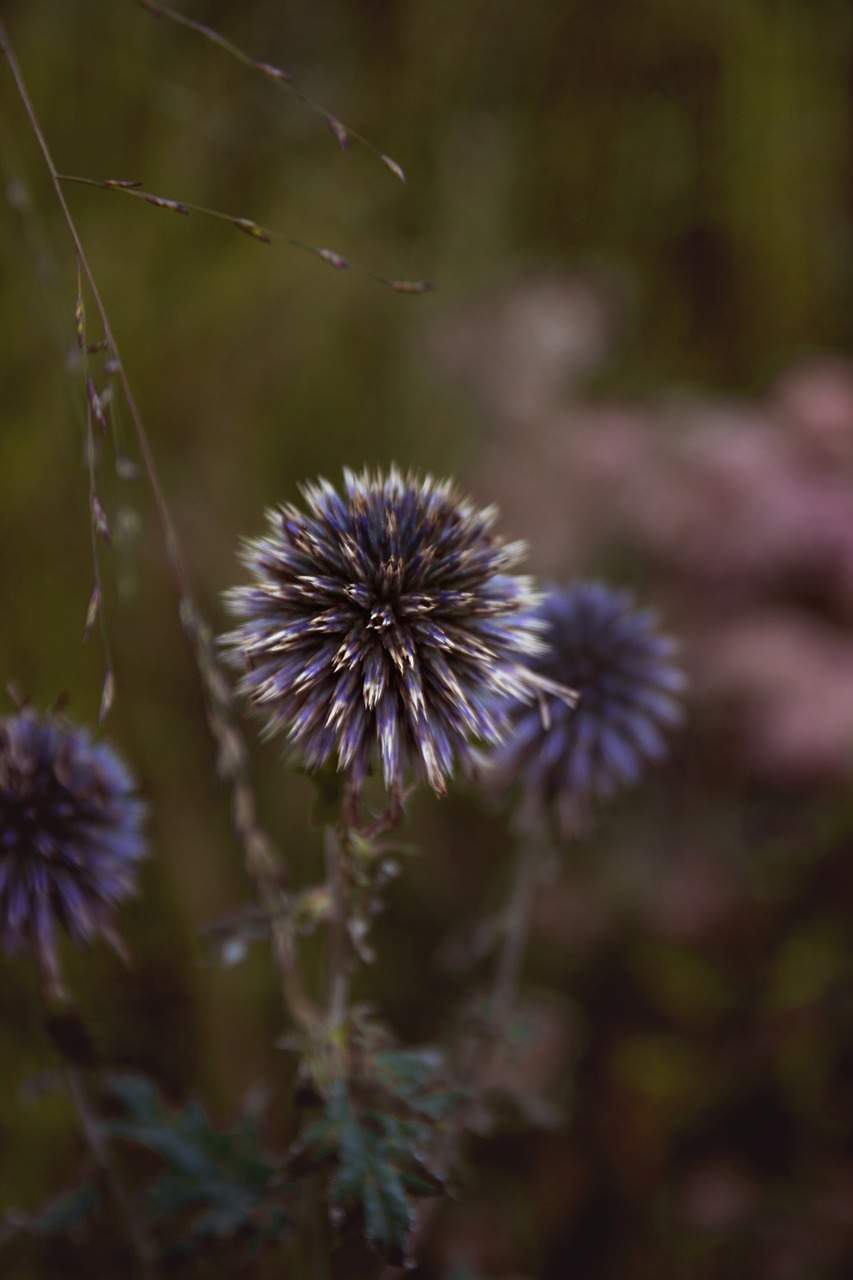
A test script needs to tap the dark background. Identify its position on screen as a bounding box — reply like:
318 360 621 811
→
3 1 853 1276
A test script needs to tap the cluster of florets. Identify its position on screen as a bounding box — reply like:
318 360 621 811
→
489 581 684 836
223 467 552 800
0 708 146 996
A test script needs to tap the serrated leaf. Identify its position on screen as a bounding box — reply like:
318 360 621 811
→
336 1132 411 1255
106 1073 163 1121
372 1048 460 1118
24 1183 101 1235
293 1048 454 1257
109 1118 222 1182
408 1088 461 1120
103 1074 284 1246
188 1194 258 1238
374 1047 442 1093
330 1080 413 1257
358 1152 410 1259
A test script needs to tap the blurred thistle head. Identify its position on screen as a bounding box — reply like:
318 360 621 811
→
223 467 558 806
490 581 684 838
0 706 146 998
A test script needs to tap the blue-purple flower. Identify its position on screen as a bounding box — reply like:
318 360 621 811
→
490 581 684 836
0 708 146 996
223 467 553 801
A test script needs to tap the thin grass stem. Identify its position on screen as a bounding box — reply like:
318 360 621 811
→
57 174 434 293
0 18 313 1030
134 0 407 182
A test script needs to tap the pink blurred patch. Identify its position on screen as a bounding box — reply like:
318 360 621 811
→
430 274 853 786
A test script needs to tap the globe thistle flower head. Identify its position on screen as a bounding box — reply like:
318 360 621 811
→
0 708 146 997
223 467 552 804
491 581 684 837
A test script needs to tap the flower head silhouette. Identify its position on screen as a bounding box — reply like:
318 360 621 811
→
491 581 683 836
0 708 146 996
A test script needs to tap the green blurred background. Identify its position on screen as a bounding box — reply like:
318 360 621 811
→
4 1 853 1276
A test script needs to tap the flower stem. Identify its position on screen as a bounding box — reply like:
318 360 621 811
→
490 833 545 1022
324 824 350 1035
240 820 320 1036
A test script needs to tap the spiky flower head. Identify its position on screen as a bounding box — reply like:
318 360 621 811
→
223 467 553 802
490 581 684 837
0 708 146 997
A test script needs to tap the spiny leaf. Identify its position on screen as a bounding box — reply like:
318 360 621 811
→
18 1183 101 1236
103 1075 285 1245
332 1082 413 1258
372 1047 460 1117
109 1118 222 1182
107 1073 163 1121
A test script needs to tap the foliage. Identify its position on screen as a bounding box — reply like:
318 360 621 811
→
103 1075 289 1252
2 1074 289 1264
291 1048 457 1262
3 1183 102 1241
